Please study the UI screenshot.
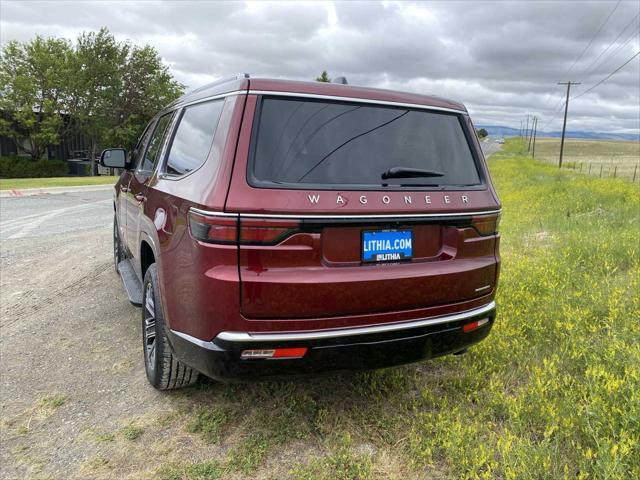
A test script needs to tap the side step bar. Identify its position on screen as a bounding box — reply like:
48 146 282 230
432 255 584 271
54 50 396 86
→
117 259 143 306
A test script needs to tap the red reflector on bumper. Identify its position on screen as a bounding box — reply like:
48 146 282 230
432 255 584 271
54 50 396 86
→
462 318 489 333
241 347 308 360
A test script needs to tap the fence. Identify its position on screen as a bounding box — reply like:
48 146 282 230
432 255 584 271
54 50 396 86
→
532 137 640 181
566 161 639 181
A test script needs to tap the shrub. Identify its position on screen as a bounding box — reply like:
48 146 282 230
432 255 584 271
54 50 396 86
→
0 155 68 178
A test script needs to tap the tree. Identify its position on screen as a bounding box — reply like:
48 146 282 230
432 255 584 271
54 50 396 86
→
477 128 488 138
316 70 331 83
0 28 184 174
103 44 183 152
72 28 126 173
0 37 74 160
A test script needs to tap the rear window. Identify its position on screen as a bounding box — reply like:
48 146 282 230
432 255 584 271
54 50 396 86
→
249 97 482 189
165 99 224 176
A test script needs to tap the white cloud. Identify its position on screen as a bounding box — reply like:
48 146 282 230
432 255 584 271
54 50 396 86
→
1 0 638 133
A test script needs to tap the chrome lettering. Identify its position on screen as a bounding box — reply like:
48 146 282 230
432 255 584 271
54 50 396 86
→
359 195 367 204
308 194 320 204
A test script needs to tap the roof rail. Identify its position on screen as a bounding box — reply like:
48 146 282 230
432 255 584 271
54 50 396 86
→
189 73 250 94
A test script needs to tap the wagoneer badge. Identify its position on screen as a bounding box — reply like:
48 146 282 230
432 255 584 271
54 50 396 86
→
307 194 470 205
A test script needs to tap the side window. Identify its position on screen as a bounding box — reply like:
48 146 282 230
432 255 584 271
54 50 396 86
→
139 112 174 173
165 100 224 176
130 121 155 169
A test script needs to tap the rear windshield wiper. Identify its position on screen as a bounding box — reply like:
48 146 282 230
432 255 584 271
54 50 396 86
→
381 167 445 180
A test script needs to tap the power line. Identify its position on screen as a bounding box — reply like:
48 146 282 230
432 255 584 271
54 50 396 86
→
541 48 639 132
571 51 640 100
539 100 566 131
557 0 622 81
541 1 626 129
576 11 640 83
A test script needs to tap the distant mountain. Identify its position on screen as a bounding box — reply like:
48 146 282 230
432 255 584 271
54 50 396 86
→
477 125 639 142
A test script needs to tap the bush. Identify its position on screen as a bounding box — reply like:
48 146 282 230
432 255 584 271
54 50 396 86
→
0 155 68 178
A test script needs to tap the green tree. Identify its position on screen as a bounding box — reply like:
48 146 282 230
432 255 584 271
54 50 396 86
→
0 28 183 174
316 70 331 83
72 27 126 174
0 37 74 160
102 44 183 152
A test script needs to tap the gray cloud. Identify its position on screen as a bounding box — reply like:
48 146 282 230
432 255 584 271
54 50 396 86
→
1 0 638 133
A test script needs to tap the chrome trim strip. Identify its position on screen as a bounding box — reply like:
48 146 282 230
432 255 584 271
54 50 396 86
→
247 90 467 114
474 285 491 292
189 206 501 220
190 207 239 218
170 330 223 351
216 302 496 343
179 90 245 108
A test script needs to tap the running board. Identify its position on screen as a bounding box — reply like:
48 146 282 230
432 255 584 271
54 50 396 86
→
117 259 143 306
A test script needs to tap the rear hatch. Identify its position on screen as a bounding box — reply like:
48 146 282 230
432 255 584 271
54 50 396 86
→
225 94 500 320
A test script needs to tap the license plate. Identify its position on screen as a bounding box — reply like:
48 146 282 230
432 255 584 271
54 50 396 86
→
362 229 413 263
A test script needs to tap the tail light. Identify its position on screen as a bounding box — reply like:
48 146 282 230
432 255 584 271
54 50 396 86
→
462 317 489 332
189 210 300 245
471 213 501 236
239 218 300 245
188 211 238 244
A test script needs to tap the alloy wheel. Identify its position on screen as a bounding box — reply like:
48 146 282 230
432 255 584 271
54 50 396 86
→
144 282 156 371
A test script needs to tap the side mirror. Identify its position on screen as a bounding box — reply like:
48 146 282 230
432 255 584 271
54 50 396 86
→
100 149 128 169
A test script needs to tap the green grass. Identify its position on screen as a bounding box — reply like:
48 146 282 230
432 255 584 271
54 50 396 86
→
119 423 144 441
158 138 639 479
37 394 66 412
0 176 118 190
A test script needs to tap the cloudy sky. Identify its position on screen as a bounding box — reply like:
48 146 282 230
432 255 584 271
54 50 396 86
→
1 1 639 133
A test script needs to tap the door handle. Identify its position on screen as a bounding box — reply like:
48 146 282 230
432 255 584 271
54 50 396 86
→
134 193 146 202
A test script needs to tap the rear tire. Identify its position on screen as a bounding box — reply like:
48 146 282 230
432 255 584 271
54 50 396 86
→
142 263 199 390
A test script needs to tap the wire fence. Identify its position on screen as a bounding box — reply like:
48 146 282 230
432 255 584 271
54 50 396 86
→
532 137 640 181
564 161 639 181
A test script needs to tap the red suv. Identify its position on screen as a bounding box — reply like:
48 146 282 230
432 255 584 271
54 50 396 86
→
101 74 501 390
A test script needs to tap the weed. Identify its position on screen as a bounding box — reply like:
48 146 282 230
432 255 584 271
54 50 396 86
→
37 394 66 413
120 423 143 441
185 406 230 444
158 460 223 480
289 434 373 480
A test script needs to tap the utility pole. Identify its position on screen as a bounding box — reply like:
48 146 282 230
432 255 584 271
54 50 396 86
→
520 120 523 138
558 82 581 168
528 116 535 152
525 115 530 141
531 117 538 157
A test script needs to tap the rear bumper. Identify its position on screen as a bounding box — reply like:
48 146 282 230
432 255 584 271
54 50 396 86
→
166 302 496 382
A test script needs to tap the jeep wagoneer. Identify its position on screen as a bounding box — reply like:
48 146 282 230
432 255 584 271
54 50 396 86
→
101 74 501 390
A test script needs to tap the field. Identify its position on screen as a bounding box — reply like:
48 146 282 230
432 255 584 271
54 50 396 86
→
0 176 118 190
532 137 640 179
1 139 638 479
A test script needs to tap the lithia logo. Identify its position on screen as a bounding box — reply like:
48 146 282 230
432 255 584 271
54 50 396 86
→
307 193 470 205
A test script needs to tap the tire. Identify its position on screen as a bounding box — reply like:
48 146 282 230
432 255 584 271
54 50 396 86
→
142 263 198 390
113 215 125 274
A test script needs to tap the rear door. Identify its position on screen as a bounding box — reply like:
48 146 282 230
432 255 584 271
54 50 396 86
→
227 95 500 320
126 113 174 254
